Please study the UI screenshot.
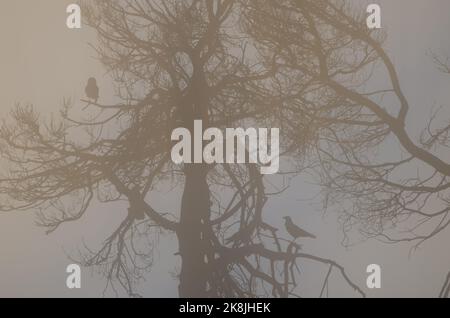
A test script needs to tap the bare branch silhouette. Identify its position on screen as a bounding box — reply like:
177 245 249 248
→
3 0 429 297
241 0 450 248
440 271 450 298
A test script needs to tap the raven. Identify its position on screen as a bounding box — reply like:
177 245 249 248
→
283 216 316 239
85 77 99 103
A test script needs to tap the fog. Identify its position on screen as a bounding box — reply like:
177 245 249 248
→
0 0 449 297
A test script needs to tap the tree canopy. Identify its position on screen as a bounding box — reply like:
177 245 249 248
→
1 0 449 297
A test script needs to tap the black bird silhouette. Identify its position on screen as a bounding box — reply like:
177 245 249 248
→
85 77 99 103
283 216 316 240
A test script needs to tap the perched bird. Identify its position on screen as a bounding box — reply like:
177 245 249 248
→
85 77 99 103
283 216 316 240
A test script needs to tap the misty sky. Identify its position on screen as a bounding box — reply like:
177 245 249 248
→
0 0 450 297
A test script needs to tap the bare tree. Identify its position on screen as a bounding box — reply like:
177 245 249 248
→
243 0 450 250
0 0 420 297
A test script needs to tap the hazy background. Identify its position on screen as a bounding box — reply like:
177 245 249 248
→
0 0 449 297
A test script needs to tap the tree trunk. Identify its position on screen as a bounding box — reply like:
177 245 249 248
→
176 55 213 297
177 164 211 297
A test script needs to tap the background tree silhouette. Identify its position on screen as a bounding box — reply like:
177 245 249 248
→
2 0 449 297
440 271 450 298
